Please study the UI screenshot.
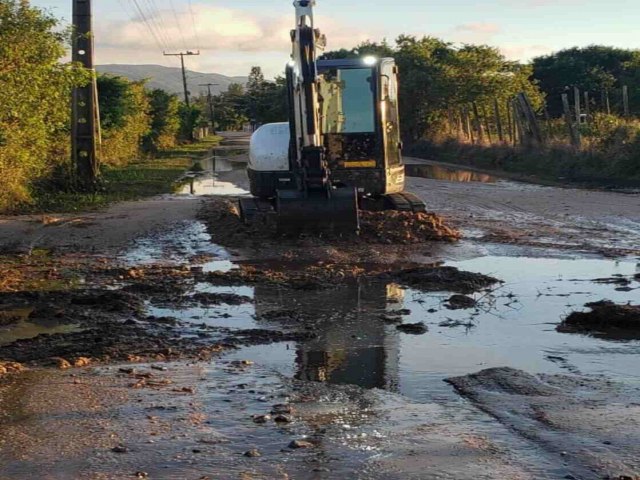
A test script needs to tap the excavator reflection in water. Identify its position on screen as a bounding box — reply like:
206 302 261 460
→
252 280 405 391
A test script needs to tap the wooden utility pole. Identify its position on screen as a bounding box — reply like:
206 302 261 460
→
164 51 200 107
72 0 100 189
198 83 219 134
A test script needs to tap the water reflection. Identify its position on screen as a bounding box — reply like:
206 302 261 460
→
253 281 404 391
0 307 81 346
406 164 497 183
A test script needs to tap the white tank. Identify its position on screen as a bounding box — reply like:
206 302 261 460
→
249 122 291 172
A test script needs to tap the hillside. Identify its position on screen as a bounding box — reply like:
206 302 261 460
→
96 64 247 96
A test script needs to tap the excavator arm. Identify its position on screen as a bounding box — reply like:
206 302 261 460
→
276 0 360 233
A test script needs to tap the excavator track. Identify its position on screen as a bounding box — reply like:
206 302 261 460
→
238 197 274 224
385 192 427 213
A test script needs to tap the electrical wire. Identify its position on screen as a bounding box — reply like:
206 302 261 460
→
129 0 166 52
187 0 201 52
167 0 189 52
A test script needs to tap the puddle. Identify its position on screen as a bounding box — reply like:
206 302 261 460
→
178 154 249 196
406 163 499 183
136 253 640 478
122 221 234 272
0 309 81 346
189 256 640 398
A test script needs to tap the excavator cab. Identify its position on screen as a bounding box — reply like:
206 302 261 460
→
316 57 405 197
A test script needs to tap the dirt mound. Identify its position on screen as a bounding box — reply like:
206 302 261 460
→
359 210 461 243
558 300 640 337
207 263 499 294
378 266 499 294
199 198 460 247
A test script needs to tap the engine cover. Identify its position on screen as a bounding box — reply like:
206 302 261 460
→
249 123 291 172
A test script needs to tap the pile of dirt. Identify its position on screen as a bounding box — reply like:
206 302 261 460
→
207 263 499 294
199 198 460 247
359 210 461 243
558 300 640 337
207 263 368 290
379 266 500 294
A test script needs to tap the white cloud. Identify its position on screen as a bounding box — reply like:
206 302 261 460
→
94 4 376 77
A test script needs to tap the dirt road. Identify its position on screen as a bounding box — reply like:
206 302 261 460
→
1 134 639 479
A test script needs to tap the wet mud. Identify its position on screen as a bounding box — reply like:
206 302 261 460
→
1 134 640 479
447 367 640 479
558 300 640 339
199 197 460 251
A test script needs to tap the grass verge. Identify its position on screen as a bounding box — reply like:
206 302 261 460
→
406 139 640 188
19 136 221 214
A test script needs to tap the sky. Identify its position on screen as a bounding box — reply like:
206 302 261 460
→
31 0 640 78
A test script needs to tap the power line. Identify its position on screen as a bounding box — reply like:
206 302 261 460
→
167 0 188 52
187 0 201 51
129 0 166 52
143 0 175 51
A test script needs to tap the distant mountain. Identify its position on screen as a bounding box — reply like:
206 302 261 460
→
96 64 247 97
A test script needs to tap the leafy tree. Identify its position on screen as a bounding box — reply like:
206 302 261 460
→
97 75 150 165
0 0 88 211
178 103 202 142
245 66 288 126
322 36 542 141
212 83 249 131
144 89 180 152
532 46 634 116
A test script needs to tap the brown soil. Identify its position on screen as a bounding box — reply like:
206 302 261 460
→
207 262 498 293
199 197 461 248
558 300 640 337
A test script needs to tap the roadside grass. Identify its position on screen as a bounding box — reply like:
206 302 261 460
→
406 139 640 188
19 136 221 214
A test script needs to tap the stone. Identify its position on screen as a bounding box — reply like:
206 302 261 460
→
288 439 314 449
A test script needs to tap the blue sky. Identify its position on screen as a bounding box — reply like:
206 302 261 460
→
32 0 640 77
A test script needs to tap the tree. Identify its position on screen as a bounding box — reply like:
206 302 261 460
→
0 0 88 211
97 75 150 165
212 83 249 131
532 46 634 116
144 89 180 152
322 36 543 141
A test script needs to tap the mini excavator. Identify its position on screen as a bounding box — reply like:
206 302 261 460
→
240 0 425 233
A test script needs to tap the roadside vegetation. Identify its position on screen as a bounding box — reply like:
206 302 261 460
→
0 0 215 215
215 40 640 186
3 0 640 214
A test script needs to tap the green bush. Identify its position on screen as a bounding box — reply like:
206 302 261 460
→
0 0 88 211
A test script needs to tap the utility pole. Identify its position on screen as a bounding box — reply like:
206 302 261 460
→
198 83 219 134
72 0 100 190
163 51 200 107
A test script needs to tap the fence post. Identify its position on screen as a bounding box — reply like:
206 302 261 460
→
515 93 544 146
562 93 581 148
481 105 493 144
471 102 483 143
583 91 590 123
493 98 504 143
506 99 514 144
462 106 474 144
512 100 523 147
573 86 581 124
623 85 630 117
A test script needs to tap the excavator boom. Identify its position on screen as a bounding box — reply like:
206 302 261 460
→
274 0 359 234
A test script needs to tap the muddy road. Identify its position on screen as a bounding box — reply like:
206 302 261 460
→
0 133 639 479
